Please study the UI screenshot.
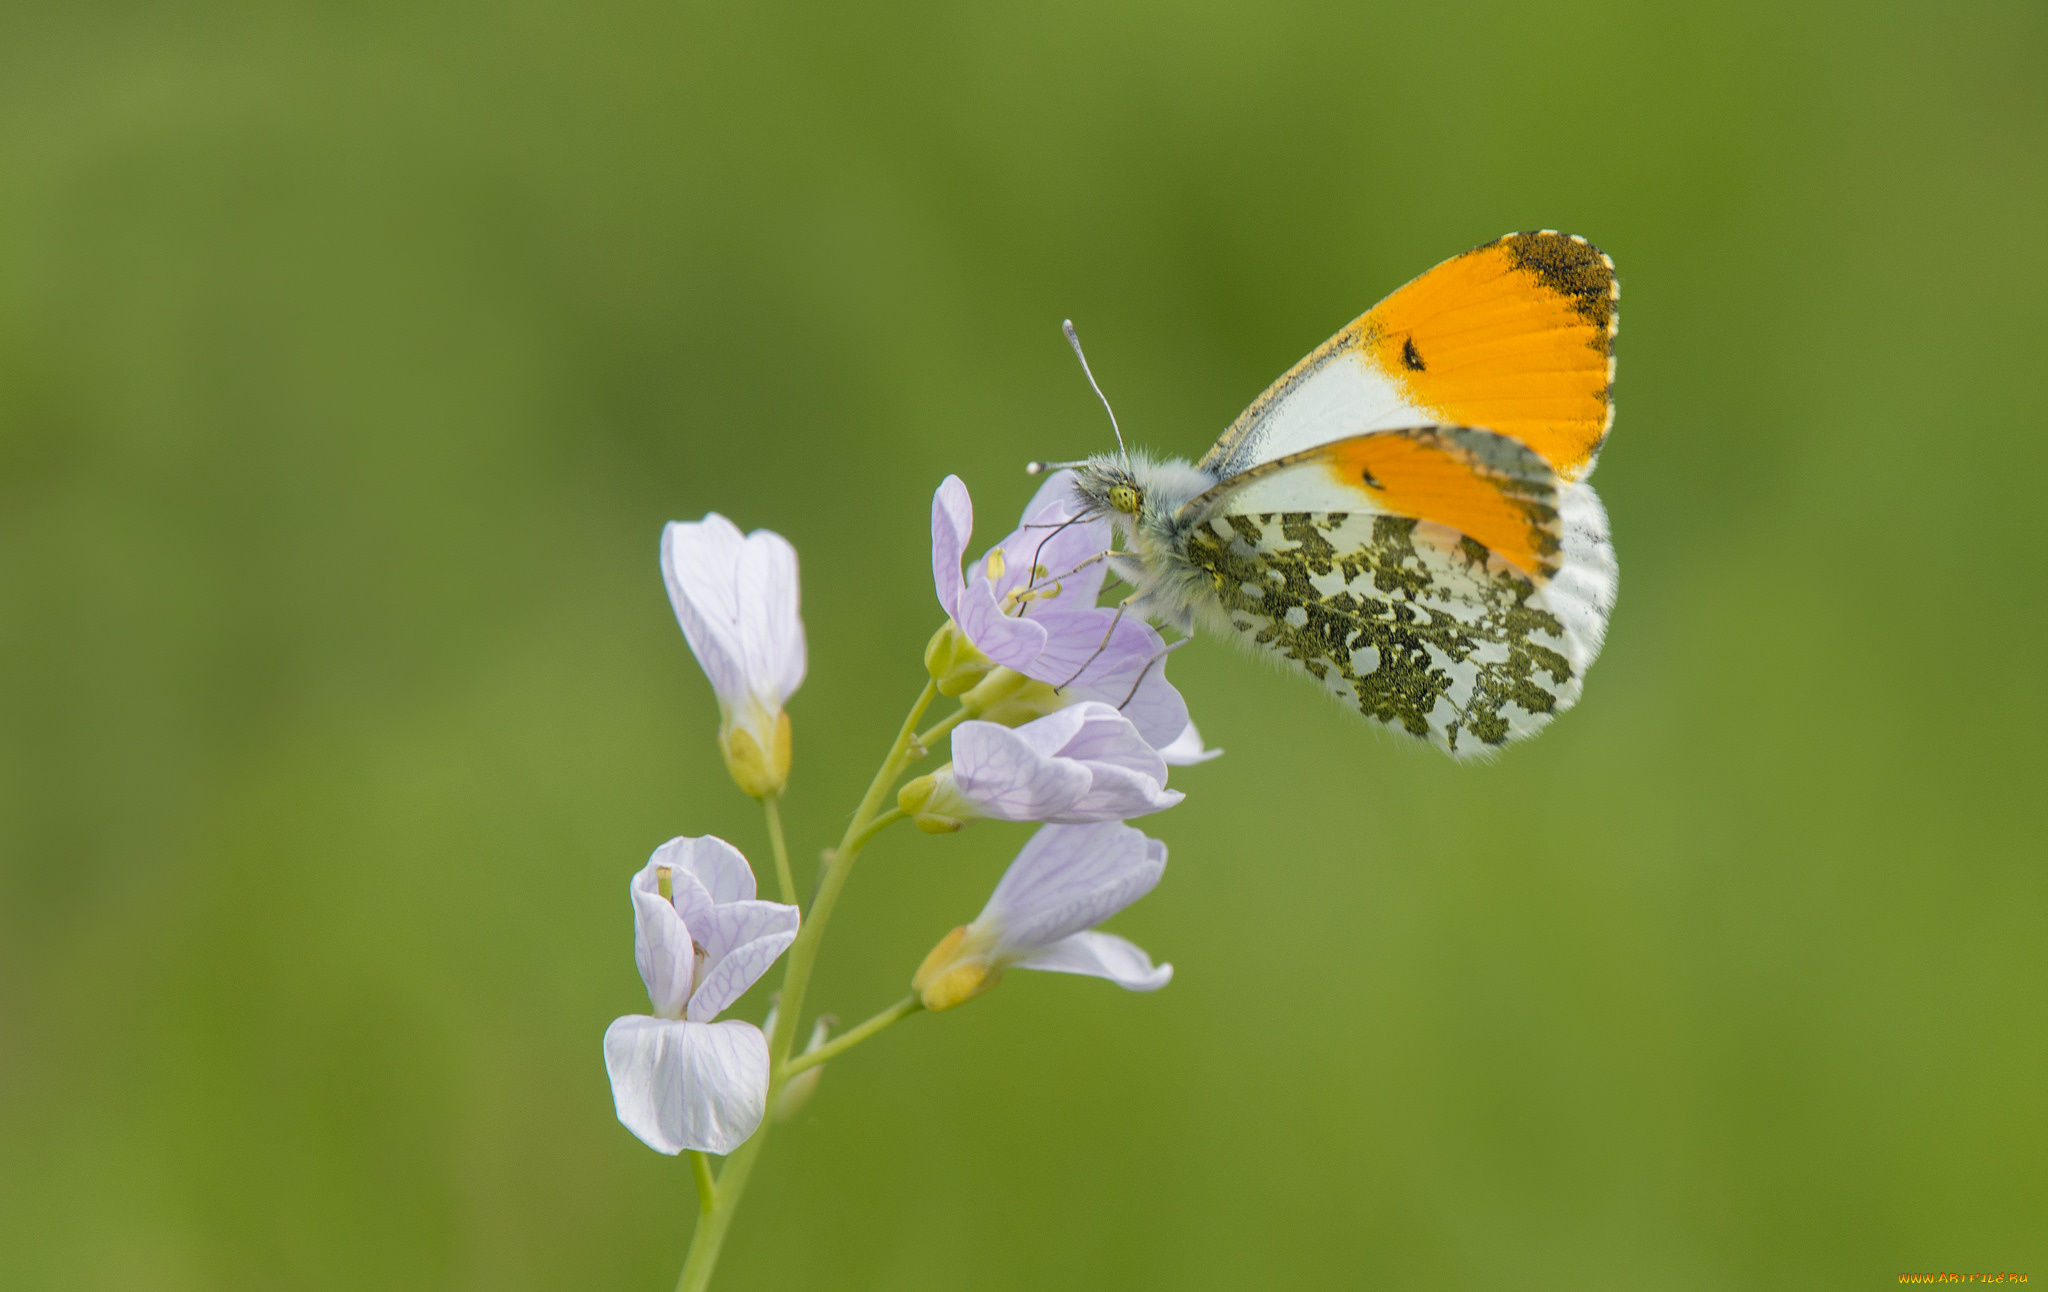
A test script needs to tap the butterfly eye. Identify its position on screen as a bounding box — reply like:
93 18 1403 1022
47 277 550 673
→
1109 485 1141 514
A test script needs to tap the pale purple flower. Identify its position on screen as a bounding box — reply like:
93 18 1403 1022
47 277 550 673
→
603 836 800 1155
930 473 1188 748
662 515 805 797
898 702 1182 829
912 821 1172 1011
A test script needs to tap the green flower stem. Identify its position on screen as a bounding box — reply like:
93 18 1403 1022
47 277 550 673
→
913 703 975 752
847 806 905 853
770 678 938 1066
672 676 940 1292
784 995 922 1078
673 1130 765 1292
688 1151 716 1214
761 793 795 907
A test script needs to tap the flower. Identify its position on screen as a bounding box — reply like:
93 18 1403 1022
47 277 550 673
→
662 515 806 798
930 473 1189 748
911 820 1173 1011
897 701 1182 831
603 836 800 1155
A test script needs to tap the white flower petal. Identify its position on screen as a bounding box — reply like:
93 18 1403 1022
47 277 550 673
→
1019 604 1151 689
662 516 805 721
734 527 805 706
661 516 751 709
1008 702 1094 756
955 574 1056 671
695 898 800 967
1054 762 1182 823
1057 703 1168 780
630 866 695 1019
665 868 719 952
1157 719 1224 765
603 1016 770 1156
931 476 974 621
1012 930 1173 991
982 821 1168 957
944 704 1179 824
949 720 1093 821
658 834 757 906
642 841 724 970
686 902 801 1022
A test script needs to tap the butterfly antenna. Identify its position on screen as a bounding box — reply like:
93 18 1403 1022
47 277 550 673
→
1062 319 1129 466
1025 459 1084 476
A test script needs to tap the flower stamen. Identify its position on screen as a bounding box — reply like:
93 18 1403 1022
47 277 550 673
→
999 582 1065 618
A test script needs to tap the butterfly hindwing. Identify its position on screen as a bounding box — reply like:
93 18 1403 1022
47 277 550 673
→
1198 231 1618 483
1174 427 1615 757
1188 425 1564 578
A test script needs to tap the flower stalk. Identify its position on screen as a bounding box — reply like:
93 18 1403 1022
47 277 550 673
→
783 995 923 1079
761 794 795 907
769 679 937 1066
623 476 1209 1291
688 1151 716 1215
672 1130 765 1292
671 678 938 1290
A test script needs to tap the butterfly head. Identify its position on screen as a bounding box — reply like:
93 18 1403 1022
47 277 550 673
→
1032 455 1145 530
1069 456 1142 518
1068 452 1214 535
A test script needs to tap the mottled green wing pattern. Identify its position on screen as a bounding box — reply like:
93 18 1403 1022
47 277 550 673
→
1181 504 1611 757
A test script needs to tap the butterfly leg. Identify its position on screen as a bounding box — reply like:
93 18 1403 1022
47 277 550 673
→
1035 548 1109 591
1054 595 1133 692
1115 635 1193 710
1015 549 1115 618
1020 511 1105 595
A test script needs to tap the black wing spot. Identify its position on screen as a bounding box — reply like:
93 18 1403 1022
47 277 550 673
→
1401 336 1426 371
1359 468 1383 489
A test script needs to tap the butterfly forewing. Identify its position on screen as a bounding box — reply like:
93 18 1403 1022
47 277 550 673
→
1199 231 1618 484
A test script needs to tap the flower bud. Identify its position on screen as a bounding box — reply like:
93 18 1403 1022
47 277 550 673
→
911 925 1004 1011
774 1017 833 1122
897 772 967 833
959 667 1066 728
662 515 805 801
925 621 995 697
719 709 793 799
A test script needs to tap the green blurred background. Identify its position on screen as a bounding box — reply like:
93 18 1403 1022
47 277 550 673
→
3 1 2043 1287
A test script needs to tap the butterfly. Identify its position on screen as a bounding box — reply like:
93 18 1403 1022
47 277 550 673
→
1056 231 1620 759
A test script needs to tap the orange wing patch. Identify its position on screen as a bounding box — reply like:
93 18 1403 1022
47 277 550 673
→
1320 429 1560 577
1352 231 1617 481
